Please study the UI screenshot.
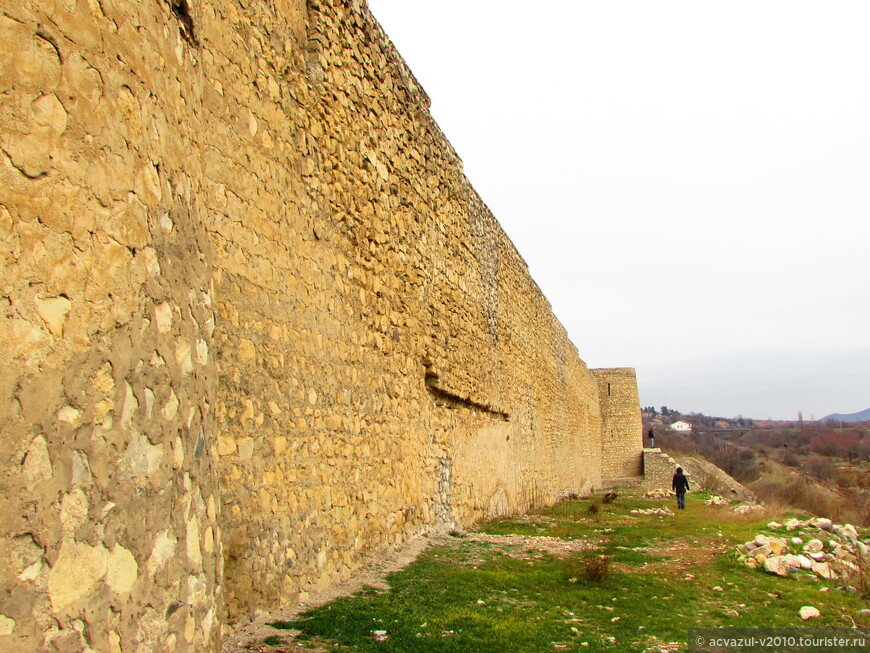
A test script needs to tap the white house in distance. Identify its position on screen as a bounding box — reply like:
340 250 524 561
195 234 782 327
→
670 420 693 432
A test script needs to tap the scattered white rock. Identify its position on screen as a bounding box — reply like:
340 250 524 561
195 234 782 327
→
763 557 795 577
803 539 824 553
630 507 674 516
795 555 814 570
811 562 837 580
799 606 820 621
732 504 764 514
738 518 869 586
769 538 789 555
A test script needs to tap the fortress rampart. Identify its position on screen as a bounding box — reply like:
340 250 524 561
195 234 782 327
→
0 0 642 649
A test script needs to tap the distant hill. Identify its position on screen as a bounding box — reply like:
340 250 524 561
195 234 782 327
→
817 407 870 423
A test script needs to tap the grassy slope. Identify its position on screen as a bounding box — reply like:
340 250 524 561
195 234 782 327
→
269 493 870 652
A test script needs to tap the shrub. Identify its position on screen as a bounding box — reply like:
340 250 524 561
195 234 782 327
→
564 551 611 583
780 451 801 468
750 477 843 521
582 552 611 582
699 443 760 482
843 550 870 598
805 455 835 481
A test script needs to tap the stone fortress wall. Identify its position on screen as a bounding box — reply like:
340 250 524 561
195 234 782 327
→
0 0 642 650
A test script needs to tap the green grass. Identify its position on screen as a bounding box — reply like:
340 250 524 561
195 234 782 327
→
275 493 870 652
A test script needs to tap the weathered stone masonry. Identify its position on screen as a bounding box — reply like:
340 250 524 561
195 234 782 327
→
594 368 644 480
0 0 642 650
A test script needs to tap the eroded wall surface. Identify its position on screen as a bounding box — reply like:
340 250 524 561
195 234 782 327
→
210 0 620 620
0 0 223 650
0 0 642 648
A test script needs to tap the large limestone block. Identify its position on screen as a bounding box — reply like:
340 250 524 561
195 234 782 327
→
106 544 138 594
35 295 72 337
48 540 109 612
0 614 14 635
120 432 165 480
0 19 62 93
1 93 68 177
22 434 53 487
147 530 177 576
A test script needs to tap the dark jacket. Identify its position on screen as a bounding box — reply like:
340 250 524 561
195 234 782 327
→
672 471 690 493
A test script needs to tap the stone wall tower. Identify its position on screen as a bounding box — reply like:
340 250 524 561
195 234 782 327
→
592 368 643 480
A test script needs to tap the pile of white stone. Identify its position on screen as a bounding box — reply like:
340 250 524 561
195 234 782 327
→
731 503 764 515
736 517 867 583
631 507 675 516
644 489 672 499
706 495 728 506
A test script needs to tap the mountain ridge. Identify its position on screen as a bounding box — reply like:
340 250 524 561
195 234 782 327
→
818 407 870 423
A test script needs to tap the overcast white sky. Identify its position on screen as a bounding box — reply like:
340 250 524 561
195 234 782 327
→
367 0 869 421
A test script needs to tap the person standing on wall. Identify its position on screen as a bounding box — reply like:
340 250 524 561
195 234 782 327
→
647 427 655 448
672 467 690 510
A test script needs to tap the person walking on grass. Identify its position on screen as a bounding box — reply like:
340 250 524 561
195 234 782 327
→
672 467 690 510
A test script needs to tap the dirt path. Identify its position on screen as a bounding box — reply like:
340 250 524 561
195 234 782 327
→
643 536 732 575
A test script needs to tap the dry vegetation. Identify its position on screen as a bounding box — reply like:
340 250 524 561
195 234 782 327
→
652 417 870 526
